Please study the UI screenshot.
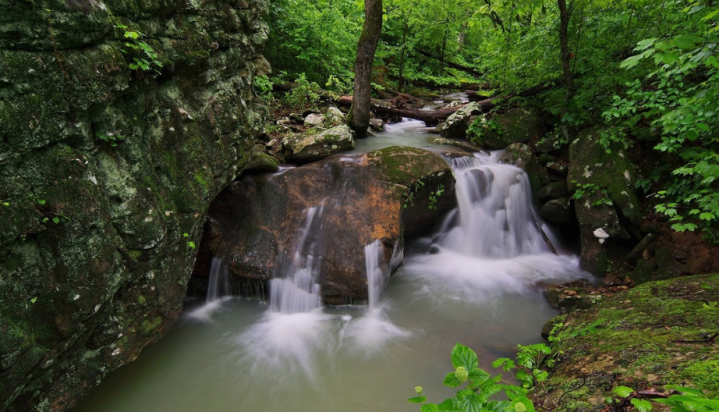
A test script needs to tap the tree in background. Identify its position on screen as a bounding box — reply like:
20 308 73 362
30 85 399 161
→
349 0 384 137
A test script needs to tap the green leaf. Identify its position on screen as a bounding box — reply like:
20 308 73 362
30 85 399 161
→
635 38 657 51
408 396 427 404
630 398 653 412
468 368 490 384
37 199 46 205
613 386 634 398
421 404 439 412
451 344 478 371
456 393 484 412
672 34 701 50
437 398 455 412
621 54 644 69
444 372 462 388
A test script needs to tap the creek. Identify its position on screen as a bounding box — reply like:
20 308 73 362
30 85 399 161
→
73 118 588 412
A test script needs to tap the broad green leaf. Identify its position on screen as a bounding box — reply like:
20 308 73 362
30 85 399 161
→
630 398 653 412
613 386 634 398
468 368 490 384
408 396 427 404
451 344 478 371
672 35 701 50
437 398 456 412
444 372 462 388
456 393 484 412
635 38 657 51
422 403 440 412
621 54 644 69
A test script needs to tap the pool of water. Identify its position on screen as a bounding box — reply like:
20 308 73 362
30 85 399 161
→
73 260 567 412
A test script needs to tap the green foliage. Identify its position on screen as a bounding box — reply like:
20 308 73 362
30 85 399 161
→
570 182 613 207
183 233 196 249
284 73 322 109
115 24 162 73
605 385 719 411
96 132 125 148
467 116 502 147
253 75 274 101
603 3 719 237
428 185 445 210
410 343 536 412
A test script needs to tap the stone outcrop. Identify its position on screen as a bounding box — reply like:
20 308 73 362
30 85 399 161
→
0 0 269 410
568 127 641 276
281 125 355 163
437 102 483 138
196 147 456 304
470 109 546 150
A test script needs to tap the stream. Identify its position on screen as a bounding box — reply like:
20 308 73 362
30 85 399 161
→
73 118 589 412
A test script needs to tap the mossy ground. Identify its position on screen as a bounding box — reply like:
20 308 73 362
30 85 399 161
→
530 274 719 411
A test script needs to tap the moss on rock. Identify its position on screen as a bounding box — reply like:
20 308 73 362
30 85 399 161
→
531 274 719 410
0 0 269 410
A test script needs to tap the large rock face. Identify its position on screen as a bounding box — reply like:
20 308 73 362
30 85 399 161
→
198 147 456 304
568 127 641 276
0 0 269 410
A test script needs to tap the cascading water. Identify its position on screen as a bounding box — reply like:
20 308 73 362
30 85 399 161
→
345 240 410 353
237 205 334 379
405 151 586 301
188 257 231 321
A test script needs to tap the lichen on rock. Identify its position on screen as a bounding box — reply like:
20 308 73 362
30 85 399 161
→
0 0 270 410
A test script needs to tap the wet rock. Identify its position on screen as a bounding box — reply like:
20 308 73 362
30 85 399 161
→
568 127 642 276
531 274 719 411
541 198 573 224
498 143 550 195
282 125 356 163
0 0 270 409
205 147 455 304
369 118 385 132
478 109 546 150
437 102 483 139
538 182 569 201
429 137 483 153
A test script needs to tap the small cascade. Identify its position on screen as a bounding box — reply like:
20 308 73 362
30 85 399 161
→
345 240 409 354
269 204 324 313
187 257 231 321
364 239 385 309
405 151 587 301
206 257 229 303
238 205 333 378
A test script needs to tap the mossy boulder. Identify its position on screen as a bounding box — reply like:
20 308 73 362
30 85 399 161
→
568 127 642 276
282 125 356 163
0 0 269 410
429 137 484 154
437 102 483 138
476 109 546 150
200 147 455 304
531 274 719 410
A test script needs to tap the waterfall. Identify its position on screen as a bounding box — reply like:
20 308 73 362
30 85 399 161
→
364 239 385 309
206 257 229 303
238 205 333 378
404 151 587 302
268 205 324 313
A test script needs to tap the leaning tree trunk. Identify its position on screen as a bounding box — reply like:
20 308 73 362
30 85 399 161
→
348 0 383 138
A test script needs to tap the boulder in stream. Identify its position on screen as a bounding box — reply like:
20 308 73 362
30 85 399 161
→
199 147 456 304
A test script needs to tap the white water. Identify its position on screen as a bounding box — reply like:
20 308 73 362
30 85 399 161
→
187 257 231 321
405 151 586 302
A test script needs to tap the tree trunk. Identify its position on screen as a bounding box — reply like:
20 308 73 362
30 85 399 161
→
557 0 575 109
348 0 384 138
